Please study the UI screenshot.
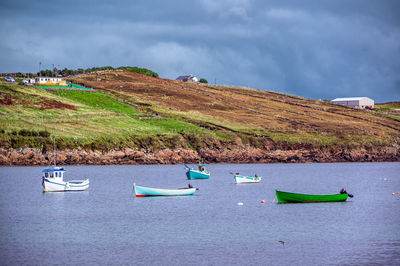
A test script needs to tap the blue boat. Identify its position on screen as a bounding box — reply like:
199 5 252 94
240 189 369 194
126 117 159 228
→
133 183 197 197
185 164 210 179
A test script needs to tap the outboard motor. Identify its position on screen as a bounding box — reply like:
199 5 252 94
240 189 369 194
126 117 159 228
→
340 188 353 198
188 183 199 190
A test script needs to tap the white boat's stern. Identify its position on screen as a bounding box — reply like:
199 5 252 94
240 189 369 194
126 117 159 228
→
133 183 137 196
66 179 90 191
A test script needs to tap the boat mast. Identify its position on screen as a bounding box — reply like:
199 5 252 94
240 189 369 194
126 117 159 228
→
53 135 56 167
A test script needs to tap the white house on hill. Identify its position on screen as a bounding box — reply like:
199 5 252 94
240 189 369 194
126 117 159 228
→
176 74 199 82
35 76 67 86
331 97 374 109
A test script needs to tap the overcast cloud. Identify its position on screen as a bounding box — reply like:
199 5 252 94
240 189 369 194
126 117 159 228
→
0 0 399 102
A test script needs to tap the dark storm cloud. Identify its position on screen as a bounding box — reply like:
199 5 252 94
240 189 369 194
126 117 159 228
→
1 0 399 102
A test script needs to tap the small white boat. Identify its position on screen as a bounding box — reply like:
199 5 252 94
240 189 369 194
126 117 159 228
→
234 173 262 184
42 135 89 192
42 166 89 192
133 183 196 197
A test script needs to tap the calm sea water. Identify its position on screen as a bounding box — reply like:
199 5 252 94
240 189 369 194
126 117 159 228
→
0 162 399 265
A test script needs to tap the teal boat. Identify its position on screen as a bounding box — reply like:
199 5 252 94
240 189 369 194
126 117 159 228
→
185 164 210 180
133 183 197 197
276 189 352 203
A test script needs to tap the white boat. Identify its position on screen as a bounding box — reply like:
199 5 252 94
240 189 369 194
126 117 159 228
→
133 183 197 197
234 173 262 184
42 135 89 192
42 166 89 192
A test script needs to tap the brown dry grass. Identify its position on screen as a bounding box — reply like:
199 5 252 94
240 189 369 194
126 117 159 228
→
39 99 77 110
67 71 400 145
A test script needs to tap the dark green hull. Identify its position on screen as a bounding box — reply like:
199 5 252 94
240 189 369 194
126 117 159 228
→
276 190 348 203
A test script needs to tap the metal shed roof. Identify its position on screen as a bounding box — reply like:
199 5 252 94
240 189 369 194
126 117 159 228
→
331 97 372 102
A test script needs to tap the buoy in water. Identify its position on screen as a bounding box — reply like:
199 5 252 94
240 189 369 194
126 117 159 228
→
261 200 265 204
237 202 244 206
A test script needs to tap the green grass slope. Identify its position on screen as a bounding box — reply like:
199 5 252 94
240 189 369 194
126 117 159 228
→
0 82 213 150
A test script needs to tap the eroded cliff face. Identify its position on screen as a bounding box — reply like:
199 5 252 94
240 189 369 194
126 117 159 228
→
1 144 398 166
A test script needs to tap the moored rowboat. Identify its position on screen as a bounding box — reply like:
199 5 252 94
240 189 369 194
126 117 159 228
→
234 174 262 184
185 164 210 180
133 183 197 197
275 189 350 203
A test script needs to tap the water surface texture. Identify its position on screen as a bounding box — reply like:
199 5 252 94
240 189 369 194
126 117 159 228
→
1 162 399 265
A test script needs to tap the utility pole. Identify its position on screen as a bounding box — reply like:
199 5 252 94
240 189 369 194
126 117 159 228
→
39 62 42 76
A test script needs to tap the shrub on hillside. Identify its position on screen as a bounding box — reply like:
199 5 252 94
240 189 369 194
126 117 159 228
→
57 65 159 78
118 66 159 78
199 78 208 84
18 129 31 136
39 130 51 137
18 129 39 136
86 66 114 73
38 69 54 77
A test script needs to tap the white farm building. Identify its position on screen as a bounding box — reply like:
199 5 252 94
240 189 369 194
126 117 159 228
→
331 97 374 109
35 76 67 86
176 75 199 82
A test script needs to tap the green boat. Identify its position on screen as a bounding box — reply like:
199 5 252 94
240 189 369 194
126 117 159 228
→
275 189 352 203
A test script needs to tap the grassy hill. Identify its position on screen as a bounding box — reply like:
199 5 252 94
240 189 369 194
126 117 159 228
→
0 70 399 161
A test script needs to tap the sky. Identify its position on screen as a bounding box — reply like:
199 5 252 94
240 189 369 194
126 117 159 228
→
0 0 399 103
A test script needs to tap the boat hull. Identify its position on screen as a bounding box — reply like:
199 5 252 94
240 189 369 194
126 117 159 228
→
235 175 261 184
134 184 196 197
43 178 90 192
275 190 348 203
186 169 210 180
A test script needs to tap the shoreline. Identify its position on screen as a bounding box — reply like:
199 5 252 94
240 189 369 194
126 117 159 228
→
1 145 399 166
